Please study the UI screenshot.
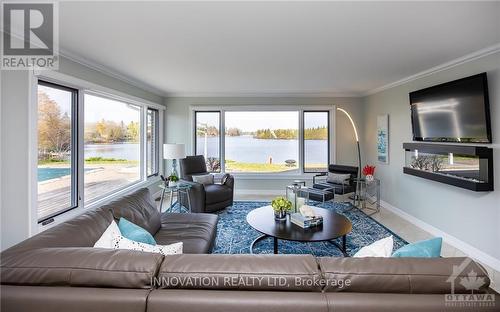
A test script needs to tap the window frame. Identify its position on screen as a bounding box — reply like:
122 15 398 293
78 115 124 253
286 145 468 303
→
303 110 331 174
37 80 80 223
146 108 160 177
193 111 222 173
190 105 335 177
33 72 164 231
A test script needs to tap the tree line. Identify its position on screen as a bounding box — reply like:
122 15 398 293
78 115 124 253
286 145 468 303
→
196 126 328 140
38 90 140 161
84 119 140 144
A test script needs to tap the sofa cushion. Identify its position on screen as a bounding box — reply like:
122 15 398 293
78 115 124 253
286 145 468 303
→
104 188 161 236
0 247 163 289
1 286 150 312
155 213 218 254
205 184 232 204
156 254 322 291
147 290 329 312
318 257 490 294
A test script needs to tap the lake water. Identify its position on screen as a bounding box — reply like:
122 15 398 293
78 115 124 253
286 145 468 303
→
197 136 328 164
39 138 328 181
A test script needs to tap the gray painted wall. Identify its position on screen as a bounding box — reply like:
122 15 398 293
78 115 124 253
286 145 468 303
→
362 51 500 260
1 70 33 251
164 96 364 191
0 57 163 251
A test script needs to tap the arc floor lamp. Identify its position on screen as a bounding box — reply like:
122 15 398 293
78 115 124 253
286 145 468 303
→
336 107 362 203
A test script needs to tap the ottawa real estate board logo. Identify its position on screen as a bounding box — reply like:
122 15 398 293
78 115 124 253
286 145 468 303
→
1 1 58 70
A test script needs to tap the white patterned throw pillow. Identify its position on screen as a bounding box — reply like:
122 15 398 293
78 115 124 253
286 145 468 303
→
326 172 351 185
94 220 121 248
353 236 394 257
111 235 183 256
192 174 214 185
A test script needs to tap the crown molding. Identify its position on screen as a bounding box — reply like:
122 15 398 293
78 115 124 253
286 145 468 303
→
364 43 500 97
58 48 168 97
166 91 362 98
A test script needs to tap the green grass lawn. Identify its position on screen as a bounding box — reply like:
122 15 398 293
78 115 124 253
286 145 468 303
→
225 159 299 172
39 157 138 166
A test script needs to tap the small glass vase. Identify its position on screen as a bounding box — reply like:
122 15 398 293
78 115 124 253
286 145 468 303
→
274 209 287 221
365 174 374 182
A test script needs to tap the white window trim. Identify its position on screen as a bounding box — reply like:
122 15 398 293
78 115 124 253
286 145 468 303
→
190 105 336 179
30 70 165 233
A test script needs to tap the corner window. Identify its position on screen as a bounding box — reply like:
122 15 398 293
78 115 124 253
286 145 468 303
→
36 79 162 224
37 81 78 221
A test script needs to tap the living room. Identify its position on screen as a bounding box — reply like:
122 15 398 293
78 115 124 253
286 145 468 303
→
1 1 499 311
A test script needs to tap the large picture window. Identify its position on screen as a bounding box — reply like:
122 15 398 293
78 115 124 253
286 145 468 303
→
193 108 332 175
225 111 299 173
83 93 142 203
37 81 78 221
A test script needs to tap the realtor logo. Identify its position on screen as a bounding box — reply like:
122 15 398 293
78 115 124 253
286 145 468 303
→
1 1 58 69
445 258 495 308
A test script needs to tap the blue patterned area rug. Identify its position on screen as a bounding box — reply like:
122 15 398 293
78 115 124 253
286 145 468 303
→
212 201 407 257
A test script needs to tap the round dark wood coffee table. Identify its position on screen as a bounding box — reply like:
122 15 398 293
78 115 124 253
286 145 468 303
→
246 206 352 256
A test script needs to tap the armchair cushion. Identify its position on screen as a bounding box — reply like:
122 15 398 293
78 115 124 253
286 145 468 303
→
205 184 233 205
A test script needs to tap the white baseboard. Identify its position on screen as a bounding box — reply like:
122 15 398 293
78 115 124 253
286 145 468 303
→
381 200 500 273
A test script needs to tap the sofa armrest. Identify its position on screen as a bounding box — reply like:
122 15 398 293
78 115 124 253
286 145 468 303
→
180 180 206 213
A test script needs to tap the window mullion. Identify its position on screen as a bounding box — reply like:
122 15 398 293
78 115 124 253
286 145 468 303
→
220 110 225 173
78 90 85 208
299 109 305 174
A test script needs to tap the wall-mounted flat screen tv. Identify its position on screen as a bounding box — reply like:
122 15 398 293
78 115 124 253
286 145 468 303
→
409 73 491 143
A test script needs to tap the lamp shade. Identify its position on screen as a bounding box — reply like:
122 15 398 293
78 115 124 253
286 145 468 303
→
163 143 186 159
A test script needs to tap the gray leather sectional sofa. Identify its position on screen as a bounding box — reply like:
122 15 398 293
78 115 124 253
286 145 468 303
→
1 188 498 312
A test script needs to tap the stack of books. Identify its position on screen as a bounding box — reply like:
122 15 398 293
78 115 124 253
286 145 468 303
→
290 212 323 229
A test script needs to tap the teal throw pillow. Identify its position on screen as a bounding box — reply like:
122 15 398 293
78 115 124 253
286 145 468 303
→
392 237 442 258
118 218 156 245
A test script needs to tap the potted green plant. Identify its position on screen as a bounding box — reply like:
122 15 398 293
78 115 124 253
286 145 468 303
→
271 196 292 221
168 174 179 187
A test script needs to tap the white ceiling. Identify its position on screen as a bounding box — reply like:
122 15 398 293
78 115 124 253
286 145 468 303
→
58 1 500 97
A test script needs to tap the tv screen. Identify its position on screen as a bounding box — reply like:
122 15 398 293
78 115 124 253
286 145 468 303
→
409 73 491 143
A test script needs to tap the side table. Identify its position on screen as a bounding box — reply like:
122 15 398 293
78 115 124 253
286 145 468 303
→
159 183 192 213
353 178 380 215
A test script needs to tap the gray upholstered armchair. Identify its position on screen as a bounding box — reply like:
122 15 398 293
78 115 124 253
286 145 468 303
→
179 155 234 213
